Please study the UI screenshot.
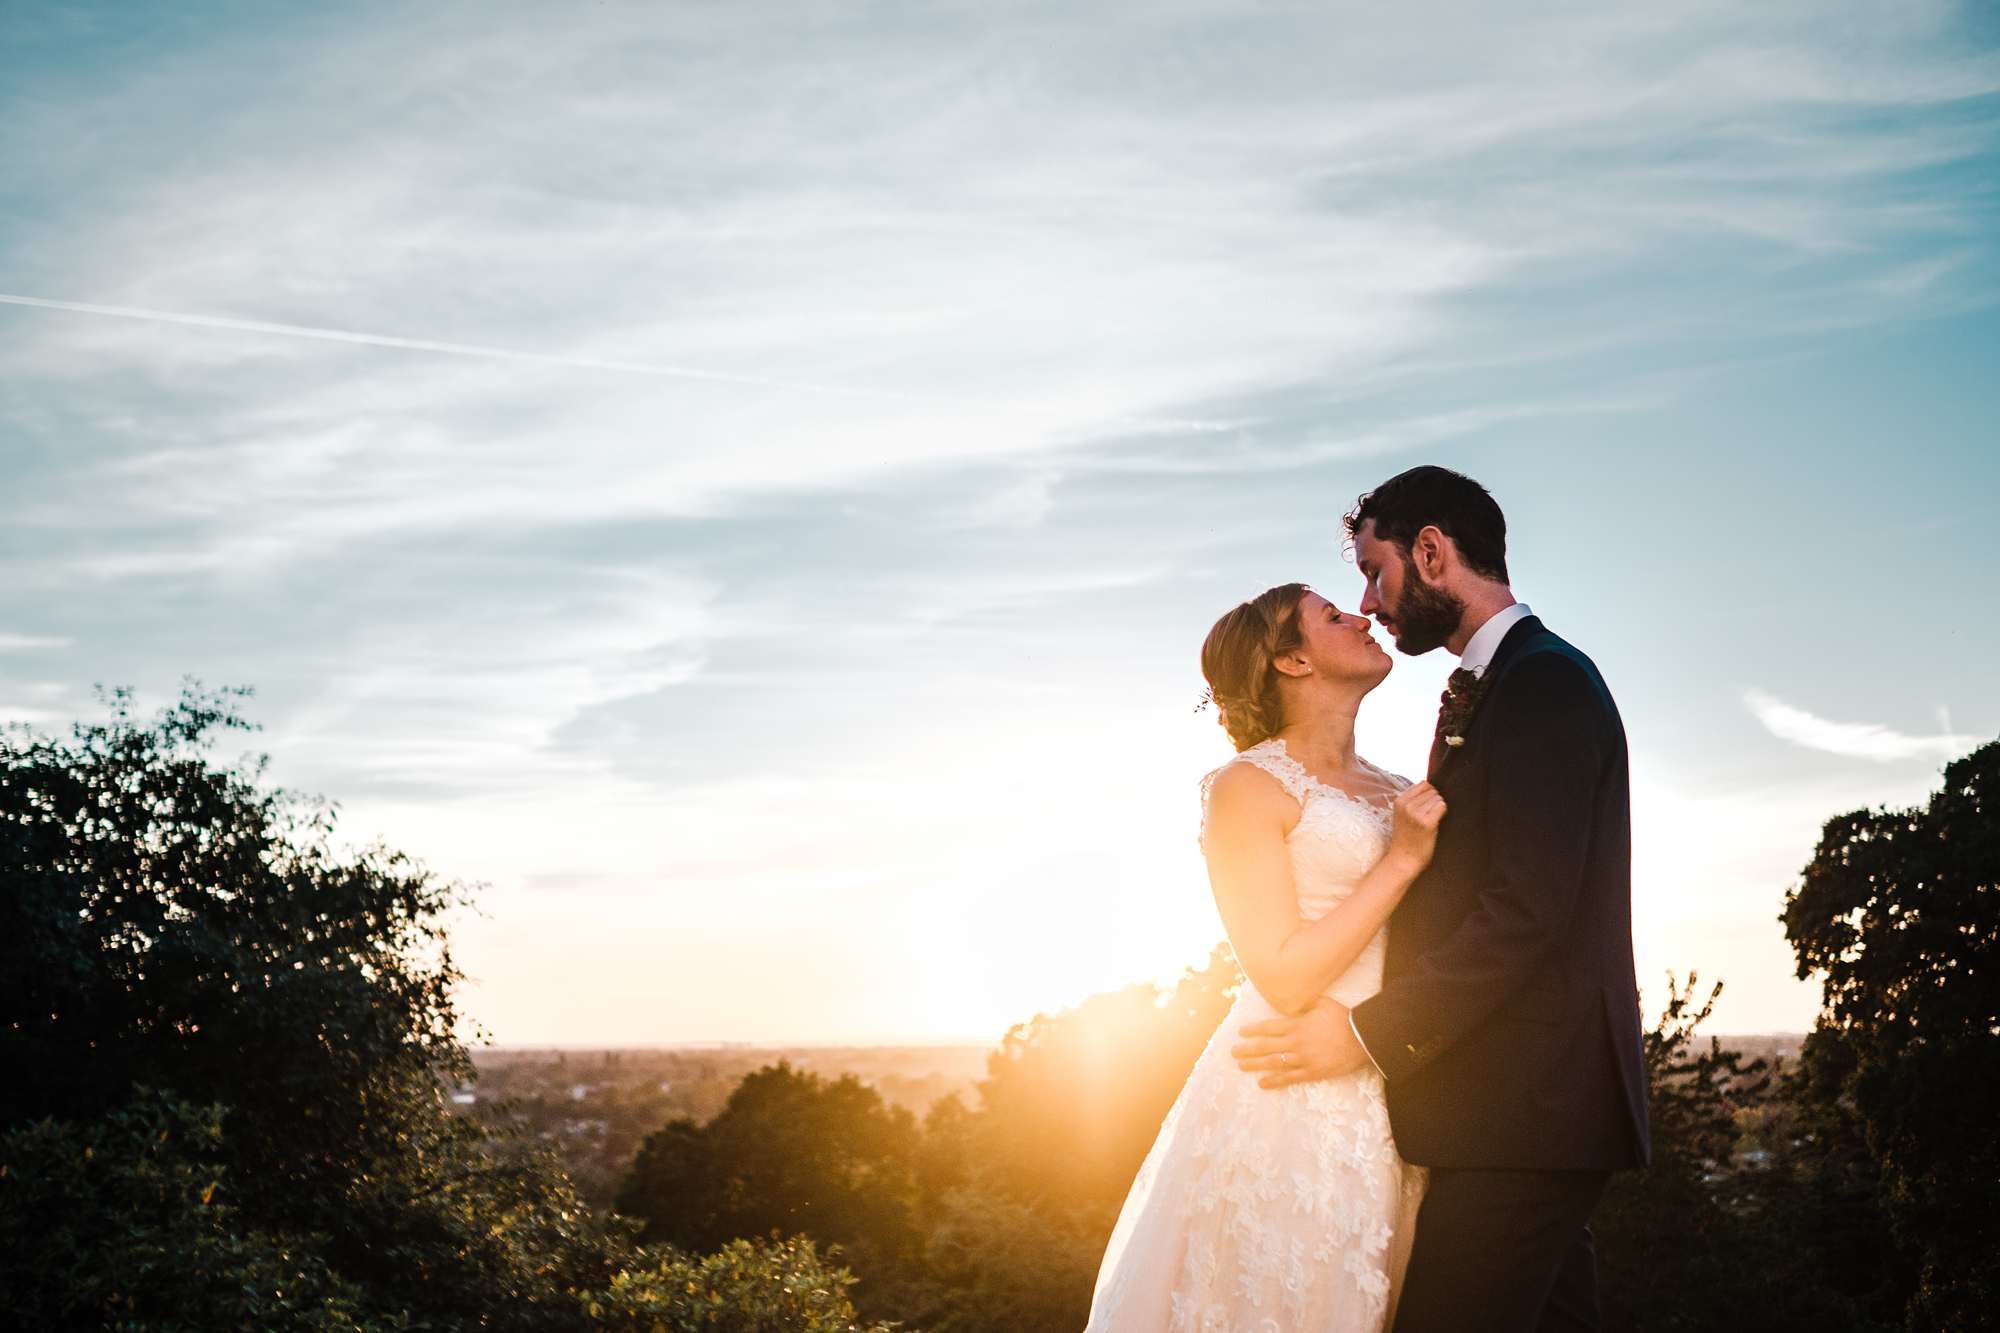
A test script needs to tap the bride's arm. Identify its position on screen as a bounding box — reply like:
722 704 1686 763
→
1202 768 1445 1016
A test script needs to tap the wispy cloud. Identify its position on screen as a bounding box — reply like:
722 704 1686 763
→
2 0 1996 1040
0 293 1235 434
8 0 1992 546
1743 688 1979 762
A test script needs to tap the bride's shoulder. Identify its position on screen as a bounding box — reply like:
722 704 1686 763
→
1200 746 1299 812
1198 754 1298 846
1202 752 1273 799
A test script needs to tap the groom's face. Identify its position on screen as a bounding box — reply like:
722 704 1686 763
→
1353 522 1463 656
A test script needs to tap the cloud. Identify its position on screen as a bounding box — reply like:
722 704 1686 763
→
2 0 1996 1042
7 0 1993 561
1743 688 1979 762
943 471 1062 531
0 293 1235 434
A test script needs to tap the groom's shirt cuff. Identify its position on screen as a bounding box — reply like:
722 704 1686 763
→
1349 1012 1387 1080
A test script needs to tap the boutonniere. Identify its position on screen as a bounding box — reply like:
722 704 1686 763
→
1436 667 1490 749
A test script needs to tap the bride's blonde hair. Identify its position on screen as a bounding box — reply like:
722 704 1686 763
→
1201 583 1309 751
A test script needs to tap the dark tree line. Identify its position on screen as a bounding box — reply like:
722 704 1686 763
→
1 689 888 1331
1781 738 2000 1329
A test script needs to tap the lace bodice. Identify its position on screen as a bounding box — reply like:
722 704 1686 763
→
1199 739 1408 1004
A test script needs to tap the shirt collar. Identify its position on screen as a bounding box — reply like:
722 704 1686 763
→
1459 602 1531 678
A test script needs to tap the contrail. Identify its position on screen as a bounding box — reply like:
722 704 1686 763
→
0 292 1234 433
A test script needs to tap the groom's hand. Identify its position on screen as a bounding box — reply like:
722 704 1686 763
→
1232 996 1370 1089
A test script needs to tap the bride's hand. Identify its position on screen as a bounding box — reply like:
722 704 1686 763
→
1386 781 1446 872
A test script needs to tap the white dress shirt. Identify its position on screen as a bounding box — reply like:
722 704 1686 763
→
1347 601 1531 1078
1458 601 1532 679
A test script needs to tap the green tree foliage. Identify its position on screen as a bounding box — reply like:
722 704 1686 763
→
1 687 466 1148
0 1092 388 1333
1783 738 2000 1329
618 1062 922 1267
900 1186 1104 1333
599 1238 895 1333
0 689 889 1332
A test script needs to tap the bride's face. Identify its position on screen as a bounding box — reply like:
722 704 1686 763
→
1285 591 1391 687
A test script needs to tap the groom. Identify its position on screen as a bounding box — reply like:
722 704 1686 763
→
1232 466 1650 1332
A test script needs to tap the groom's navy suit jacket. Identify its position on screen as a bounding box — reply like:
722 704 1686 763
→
1351 616 1651 1171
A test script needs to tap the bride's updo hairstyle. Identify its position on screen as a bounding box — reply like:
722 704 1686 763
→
1201 582 1309 752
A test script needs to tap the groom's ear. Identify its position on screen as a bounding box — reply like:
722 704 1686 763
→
1410 524 1453 581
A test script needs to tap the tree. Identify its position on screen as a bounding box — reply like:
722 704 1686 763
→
0 1092 389 1333
894 945 1244 1331
1 688 891 1331
1 687 466 1143
617 1062 923 1280
901 1186 1105 1333
1782 738 2000 1329
1593 975 1879 1332
968 943 1240 1224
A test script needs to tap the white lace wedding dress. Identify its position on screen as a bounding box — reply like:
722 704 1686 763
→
1084 738 1427 1333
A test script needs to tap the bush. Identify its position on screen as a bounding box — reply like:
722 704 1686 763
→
0 1092 390 1332
598 1238 893 1333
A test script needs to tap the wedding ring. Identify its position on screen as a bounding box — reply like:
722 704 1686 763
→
1280 1053 1293 1065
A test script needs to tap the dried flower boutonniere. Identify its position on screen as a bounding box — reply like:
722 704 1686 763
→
1435 667 1491 750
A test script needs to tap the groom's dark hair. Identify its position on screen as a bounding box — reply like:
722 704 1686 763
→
1344 466 1510 584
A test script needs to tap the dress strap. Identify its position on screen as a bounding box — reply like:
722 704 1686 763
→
1198 740 1312 845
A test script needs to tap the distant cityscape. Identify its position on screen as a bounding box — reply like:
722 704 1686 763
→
451 1045 992 1206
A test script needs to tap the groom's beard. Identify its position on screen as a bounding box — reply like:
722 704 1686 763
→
1386 563 1466 656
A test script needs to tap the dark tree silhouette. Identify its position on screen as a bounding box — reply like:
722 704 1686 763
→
1783 738 2000 1329
0 685 467 1194
618 1062 922 1270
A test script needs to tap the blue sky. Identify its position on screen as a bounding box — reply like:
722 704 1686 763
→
4 0 1997 1042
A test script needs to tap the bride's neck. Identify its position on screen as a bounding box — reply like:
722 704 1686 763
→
1274 695 1361 774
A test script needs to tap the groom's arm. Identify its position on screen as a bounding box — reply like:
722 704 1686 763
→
1350 650 1611 1083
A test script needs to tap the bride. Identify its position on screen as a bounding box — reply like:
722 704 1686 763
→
1085 582 1443 1332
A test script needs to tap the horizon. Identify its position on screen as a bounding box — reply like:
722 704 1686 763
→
468 1028 1812 1053
5 0 1997 1045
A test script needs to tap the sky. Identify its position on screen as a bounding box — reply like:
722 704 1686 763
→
3 0 1997 1044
